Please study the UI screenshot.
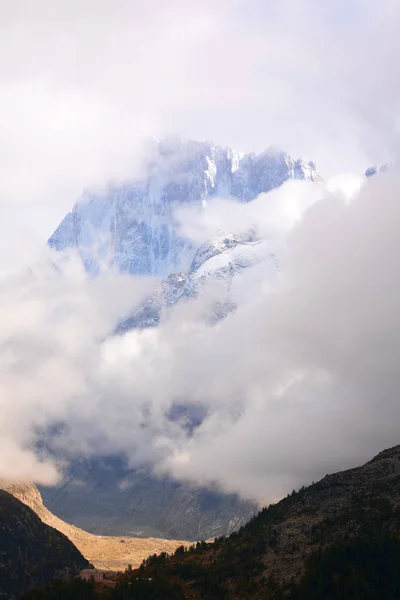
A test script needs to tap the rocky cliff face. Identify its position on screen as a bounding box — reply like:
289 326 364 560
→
124 443 400 599
116 233 278 331
2 482 191 572
43 138 319 544
29 443 400 599
39 456 257 541
0 489 89 599
48 138 320 277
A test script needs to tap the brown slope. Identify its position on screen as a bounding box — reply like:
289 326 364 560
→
0 481 189 572
128 444 400 599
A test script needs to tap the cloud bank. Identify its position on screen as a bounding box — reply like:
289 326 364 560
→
2 0 400 505
0 252 156 484
3 173 400 508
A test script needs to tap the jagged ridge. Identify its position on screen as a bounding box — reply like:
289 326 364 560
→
1 482 191 572
48 138 320 277
20 444 400 599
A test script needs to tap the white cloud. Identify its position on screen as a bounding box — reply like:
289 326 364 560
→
0 248 156 483
1 0 400 254
2 0 400 505
154 171 400 501
175 179 342 245
2 174 400 509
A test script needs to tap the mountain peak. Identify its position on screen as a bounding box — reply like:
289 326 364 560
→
48 137 320 278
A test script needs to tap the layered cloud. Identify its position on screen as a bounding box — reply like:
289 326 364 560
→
2 0 400 503
0 251 156 483
3 173 400 508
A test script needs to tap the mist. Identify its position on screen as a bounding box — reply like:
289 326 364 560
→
2 1 400 504
2 173 400 507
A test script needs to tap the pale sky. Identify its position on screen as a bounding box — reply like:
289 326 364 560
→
0 0 399 255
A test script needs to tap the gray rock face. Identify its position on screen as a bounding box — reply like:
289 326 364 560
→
119 443 400 600
44 137 319 542
39 456 257 541
116 234 278 331
115 271 192 332
48 138 320 277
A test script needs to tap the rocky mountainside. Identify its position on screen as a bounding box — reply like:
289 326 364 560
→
135 443 400 599
1 482 189 572
116 233 278 331
123 443 400 599
39 456 257 541
0 489 89 599
44 138 315 542
21 443 400 600
44 138 319 544
48 138 320 277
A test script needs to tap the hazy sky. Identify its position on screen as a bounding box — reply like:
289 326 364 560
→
1 0 400 259
2 1 400 502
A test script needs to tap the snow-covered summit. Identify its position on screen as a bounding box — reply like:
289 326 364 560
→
48 138 321 277
115 232 278 332
189 232 255 274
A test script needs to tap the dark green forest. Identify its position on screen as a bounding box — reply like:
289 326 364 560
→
19 533 400 600
17 445 400 600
